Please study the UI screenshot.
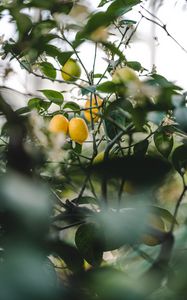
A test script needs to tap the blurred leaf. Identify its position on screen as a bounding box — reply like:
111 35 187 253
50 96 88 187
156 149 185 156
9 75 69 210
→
151 74 182 90
90 156 171 185
126 61 146 71
98 0 112 7
154 128 173 158
10 10 32 37
102 42 126 62
75 223 103 266
119 19 137 25
151 206 177 225
38 62 56 79
134 139 149 157
172 145 187 174
93 73 108 79
15 106 30 115
72 196 98 205
81 85 96 96
174 107 187 132
49 240 84 272
39 89 64 105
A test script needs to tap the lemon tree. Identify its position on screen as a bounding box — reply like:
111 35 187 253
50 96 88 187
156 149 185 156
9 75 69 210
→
0 1 187 300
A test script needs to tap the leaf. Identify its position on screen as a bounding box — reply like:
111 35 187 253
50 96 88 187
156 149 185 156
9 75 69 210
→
57 51 74 66
72 196 98 205
39 89 64 105
106 0 141 18
97 81 117 93
172 145 187 174
93 73 108 79
154 128 173 158
126 61 145 71
151 206 178 225
15 106 30 115
98 0 112 7
134 139 149 157
63 101 80 111
174 107 187 132
49 240 84 272
119 19 137 25
75 223 103 266
28 98 51 111
151 74 182 90
90 156 171 185
38 62 56 79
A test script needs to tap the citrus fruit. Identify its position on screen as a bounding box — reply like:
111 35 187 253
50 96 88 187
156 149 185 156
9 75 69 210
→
84 96 103 122
89 26 108 42
48 114 69 134
93 151 105 164
112 66 139 85
68 117 89 144
142 213 165 246
61 58 81 82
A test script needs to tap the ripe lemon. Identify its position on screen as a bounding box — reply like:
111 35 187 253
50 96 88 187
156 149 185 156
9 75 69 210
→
48 114 69 134
84 96 103 122
93 151 105 164
142 213 165 246
61 58 81 81
112 66 139 85
69 117 89 144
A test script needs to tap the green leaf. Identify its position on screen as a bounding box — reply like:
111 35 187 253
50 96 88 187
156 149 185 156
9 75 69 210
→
28 98 51 111
154 128 173 158
126 61 145 71
119 19 137 25
75 223 103 266
38 62 56 79
93 73 108 79
97 81 116 93
39 89 64 105
98 0 112 7
15 106 30 115
134 139 149 157
151 74 182 90
57 51 74 66
106 0 141 18
63 101 80 111
172 145 187 174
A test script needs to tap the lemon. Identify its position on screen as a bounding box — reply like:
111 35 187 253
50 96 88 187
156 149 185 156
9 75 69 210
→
48 114 69 134
69 117 89 144
93 151 105 164
61 58 81 82
112 66 139 85
142 213 165 246
89 26 108 42
84 96 103 122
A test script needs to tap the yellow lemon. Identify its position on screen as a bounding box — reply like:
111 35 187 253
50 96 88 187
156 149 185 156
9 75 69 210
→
48 114 69 134
112 66 139 85
69 117 89 144
93 151 105 165
142 213 165 246
89 26 108 42
84 96 103 122
61 58 81 81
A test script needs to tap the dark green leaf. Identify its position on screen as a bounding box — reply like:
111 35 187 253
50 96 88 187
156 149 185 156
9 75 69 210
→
28 98 51 111
97 81 116 93
58 51 74 66
134 139 149 157
172 145 187 174
39 89 64 105
126 61 145 71
98 0 112 7
102 42 126 62
38 62 56 79
106 0 141 18
151 206 177 225
93 73 108 79
154 128 173 158
15 106 30 115
72 196 98 205
63 101 80 111
75 223 103 266
119 19 137 25
90 156 171 185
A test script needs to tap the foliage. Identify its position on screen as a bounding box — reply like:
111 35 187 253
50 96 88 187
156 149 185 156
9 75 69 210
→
0 0 187 300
